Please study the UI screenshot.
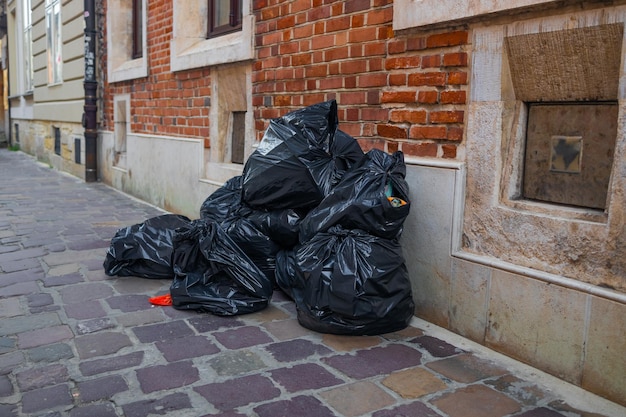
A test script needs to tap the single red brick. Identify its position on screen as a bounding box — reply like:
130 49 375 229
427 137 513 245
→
274 95 291 106
448 71 468 85
442 144 457 158
421 55 441 68
389 73 407 86
368 7 393 25
388 39 407 55
367 89 380 104
326 46 349 61
345 0 370 13
389 109 428 124
345 108 360 121
381 90 416 103
408 72 447 87
362 122 377 137
386 56 422 70
418 90 439 104
308 4 331 20
349 27 378 43
407 36 427 51
409 125 447 140
443 52 468 67
426 30 469 48
440 90 466 104
292 53 312 66
377 124 408 139
327 16 351 32
340 91 366 104
447 126 464 141
387 141 399 153
303 93 326 105
341 59 368 74
358 73 388 88
277 15 296 30
319 77 343 90
403 142 438 157
342 123 362 137
305 64 328 78
361 107 389 121
430 110 464 124
351 14 364 27
365 42 386 56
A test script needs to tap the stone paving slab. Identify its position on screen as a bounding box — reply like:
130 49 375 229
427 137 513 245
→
1 149 625 417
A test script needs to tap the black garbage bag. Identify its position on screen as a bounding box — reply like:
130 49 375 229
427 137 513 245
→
299 149 410 243
103 214 191 279
170 220 273 315
241 100 363 210
200 176 303 248
275 226 415 335
219 212 282 285
199 175 243 222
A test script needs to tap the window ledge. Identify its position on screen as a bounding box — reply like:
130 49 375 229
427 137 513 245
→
109 57 148 83
393 0 562 31
204 162 244 184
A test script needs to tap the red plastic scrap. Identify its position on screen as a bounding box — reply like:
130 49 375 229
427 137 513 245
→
149 294 173 306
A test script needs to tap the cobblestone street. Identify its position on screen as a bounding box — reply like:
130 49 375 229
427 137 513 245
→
1 149 624 417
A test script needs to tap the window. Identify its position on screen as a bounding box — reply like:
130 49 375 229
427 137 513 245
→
45 0 62 84
53 127 61 155
22 0 33 92
208 0 242 38
132 0 143 59
230 111 246 164
107 0 147 82
171 0 253 72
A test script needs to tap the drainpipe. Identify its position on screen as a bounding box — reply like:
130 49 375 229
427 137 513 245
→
83 0 97 182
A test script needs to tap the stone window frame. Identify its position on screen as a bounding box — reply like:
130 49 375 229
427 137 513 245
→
107 0 148 83
393 0 563 31
22 0 34 92
170 0 254 72
458 8 626 288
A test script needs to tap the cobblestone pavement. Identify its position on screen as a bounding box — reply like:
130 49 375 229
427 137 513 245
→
1 149 625 417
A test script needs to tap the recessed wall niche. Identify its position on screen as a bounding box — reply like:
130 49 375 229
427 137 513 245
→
505 24 623 211
462 12 626 291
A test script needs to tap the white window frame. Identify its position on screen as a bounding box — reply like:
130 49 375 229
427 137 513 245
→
22 0 33 92
107 0 148 82
393 0 562 31
170 0 254 72
45 0 62 85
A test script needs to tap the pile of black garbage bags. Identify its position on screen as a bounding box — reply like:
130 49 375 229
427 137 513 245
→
103 100 415 335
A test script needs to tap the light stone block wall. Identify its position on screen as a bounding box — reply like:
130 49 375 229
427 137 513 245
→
15 119 85 179
98 132 220 219
403 163 626 407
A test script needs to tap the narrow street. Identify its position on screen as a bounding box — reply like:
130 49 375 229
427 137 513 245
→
1 149 624 417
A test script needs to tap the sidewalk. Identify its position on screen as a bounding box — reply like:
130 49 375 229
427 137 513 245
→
1 149 624 417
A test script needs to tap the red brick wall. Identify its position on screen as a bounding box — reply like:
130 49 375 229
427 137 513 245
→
101 0 212 143
252 0 469 159
101 0 469 159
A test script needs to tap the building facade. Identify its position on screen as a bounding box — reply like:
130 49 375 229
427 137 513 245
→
6 0 87 177
7 0 626 407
